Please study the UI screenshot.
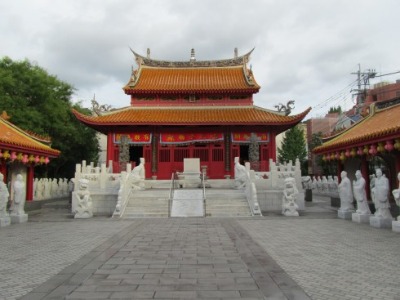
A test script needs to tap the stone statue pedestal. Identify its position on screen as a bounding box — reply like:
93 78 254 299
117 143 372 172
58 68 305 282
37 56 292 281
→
392 220 400 233
0 215 11 227
338 210 353 220
369 216 392 229
352 213 370 224
10 213 28 224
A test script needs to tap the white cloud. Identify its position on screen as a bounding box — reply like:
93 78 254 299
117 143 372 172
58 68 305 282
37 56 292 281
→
1 0 399 119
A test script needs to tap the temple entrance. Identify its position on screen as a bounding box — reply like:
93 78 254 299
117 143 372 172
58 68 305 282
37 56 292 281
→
239 145 249 164
129 145 143 168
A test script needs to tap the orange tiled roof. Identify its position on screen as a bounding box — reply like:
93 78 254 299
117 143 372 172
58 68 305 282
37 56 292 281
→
124 66 260 94
73 106 310 127
314 103 400 153
0 117 60 156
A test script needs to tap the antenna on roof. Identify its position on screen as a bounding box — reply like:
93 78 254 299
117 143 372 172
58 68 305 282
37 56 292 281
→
234 48 238 58
147 48 151 59
190 48 196 61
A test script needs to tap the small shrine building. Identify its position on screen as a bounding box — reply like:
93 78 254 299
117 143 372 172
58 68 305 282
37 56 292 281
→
0 112 60 201
313 98 400 198
73 49 310 179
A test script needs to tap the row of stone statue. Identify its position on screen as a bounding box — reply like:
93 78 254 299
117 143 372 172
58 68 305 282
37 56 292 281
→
33 178 73 200
303 175 339 195
0 173 27 227
338 168 398 220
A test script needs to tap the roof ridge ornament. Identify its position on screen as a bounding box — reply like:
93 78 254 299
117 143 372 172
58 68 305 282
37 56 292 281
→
129 47 255 68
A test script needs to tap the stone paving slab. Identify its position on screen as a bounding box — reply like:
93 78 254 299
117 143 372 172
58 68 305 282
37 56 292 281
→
19 218 308 299
1 197 400 300
239 218 400 300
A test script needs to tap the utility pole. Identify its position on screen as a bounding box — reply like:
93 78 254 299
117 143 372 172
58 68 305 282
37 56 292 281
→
351 64 376 105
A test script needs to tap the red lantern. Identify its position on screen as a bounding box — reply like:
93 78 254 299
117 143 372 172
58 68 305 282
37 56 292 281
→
384 140 394 152
10 152 17 161
357 147 363 156
22 154 29 164
345 149 351 158
369 144 377 155
34 155 40 164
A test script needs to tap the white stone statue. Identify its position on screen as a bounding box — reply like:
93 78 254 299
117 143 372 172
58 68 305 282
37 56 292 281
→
43 178 51 199
130 158 146 190
0 173 10 217
352 170 371 215
234 157 247 189
36 179 44 200
321 176 328 193
74 178 93 218
338 171 354 212
10 174 26 216
282 177 299 216
51 178 58 198
392 172 400 221
371 168 392 219
316 176 322 193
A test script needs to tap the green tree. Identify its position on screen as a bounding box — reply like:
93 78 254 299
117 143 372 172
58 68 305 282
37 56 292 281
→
278 125 307 174
0 57 99 178
328 106 342 114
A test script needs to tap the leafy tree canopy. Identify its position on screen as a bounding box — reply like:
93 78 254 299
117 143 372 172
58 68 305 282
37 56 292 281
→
0 56 99 178
328 106 342 114
278 125 307 174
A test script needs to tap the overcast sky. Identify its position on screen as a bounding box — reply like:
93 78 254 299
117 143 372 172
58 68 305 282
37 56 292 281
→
1 0 399 119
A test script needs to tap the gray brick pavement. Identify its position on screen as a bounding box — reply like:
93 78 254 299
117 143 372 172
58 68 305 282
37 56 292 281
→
1 197 399 300
239 218 400 300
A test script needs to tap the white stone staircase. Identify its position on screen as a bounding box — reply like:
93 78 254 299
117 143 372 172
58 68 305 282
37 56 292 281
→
121 187 252 218
204 189 252 217
122 189 169 218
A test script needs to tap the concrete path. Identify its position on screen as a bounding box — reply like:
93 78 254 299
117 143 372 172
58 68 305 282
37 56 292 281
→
0 197 399 300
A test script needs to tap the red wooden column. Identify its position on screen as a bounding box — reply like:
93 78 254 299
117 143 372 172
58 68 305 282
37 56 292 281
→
26 164 34 201
106 133 114 166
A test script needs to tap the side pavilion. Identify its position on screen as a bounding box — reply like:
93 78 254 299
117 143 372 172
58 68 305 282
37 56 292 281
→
0 112 60 201
313 99 400 200
73 49 311 179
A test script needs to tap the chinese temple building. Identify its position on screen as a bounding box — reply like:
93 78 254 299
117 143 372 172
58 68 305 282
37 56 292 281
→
73 49 310 179
313 98 400 197
0 112 60 201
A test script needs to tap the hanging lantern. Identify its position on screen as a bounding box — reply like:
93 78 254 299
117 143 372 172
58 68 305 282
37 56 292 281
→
394 139 400 150
363 145 369 155
340 152 346 161
350 148 356 157
16 152 23 161
330 153 335 160
369 144 377 155
44 157 50 164
377 143 385 153
2 150 10 160
22 154 29 164
28 154 35 163
34 155 40 164
10 151 17 161
384 140 394 152
322 155 326 161
357 147 363 156
335 152 340 160
345 149 351 158
39 156 45 164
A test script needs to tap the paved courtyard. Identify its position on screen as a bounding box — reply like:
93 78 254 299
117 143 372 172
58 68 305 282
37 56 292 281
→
0 197 399 300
